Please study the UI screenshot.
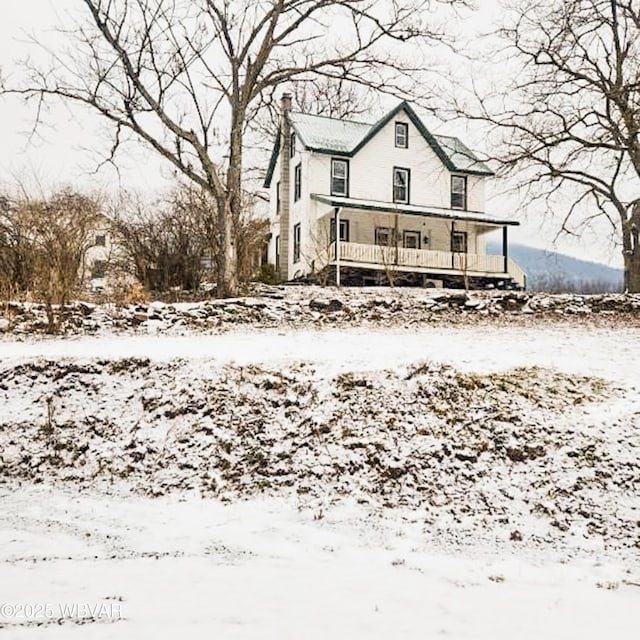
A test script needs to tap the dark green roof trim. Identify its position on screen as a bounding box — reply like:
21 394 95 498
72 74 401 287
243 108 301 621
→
263 132 281 188
311 194 519 227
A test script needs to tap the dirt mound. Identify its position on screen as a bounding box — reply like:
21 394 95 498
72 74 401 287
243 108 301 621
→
1 357 637 549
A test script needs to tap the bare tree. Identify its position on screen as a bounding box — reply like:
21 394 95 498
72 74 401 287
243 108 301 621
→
1 0 467 298
373 214 400 286
464 0 640 291
3 189 101 332
110 184 268 292
110 189 211 292
254 76 378 142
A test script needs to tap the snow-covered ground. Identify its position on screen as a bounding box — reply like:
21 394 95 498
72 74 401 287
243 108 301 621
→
1 324 639 638
1 324 640 379
2 487 638 640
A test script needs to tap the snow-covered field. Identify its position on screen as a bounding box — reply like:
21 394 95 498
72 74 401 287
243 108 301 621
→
1 323 639 638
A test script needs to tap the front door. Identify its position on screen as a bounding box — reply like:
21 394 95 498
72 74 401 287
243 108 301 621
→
403 230 421 249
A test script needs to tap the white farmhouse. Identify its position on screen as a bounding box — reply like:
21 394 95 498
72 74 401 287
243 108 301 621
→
264 95 525 288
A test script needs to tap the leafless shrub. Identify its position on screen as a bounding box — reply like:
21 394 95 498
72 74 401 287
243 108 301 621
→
0 188 101 332
110 185 269 294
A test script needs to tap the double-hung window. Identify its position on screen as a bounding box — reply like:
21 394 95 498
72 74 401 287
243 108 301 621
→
91 260 106 279
393 167 410 204
395 122 408 148
290 132 296 158
330 218 350 243
293 223 301 263
451 231 468 253
451 175 467 210
375 227 395 247
294 163 302 201
331 159 349 197
403 230 420 249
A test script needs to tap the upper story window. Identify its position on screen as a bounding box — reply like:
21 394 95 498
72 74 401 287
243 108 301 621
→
395 122 408 148
451 175 467 210
290 132 296 158
294 163 302 201
331 159 349 197
276 181 281 214
393 167 410 204
95 233 106 247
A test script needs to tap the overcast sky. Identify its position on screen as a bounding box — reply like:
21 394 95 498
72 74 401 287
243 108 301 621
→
0 0 623 267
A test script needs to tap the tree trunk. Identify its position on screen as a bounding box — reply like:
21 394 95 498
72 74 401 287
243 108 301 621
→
216 197 238 298
628 251 640 292
216 117 243 298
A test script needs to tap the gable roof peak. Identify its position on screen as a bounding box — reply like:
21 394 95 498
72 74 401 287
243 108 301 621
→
263 99 493 188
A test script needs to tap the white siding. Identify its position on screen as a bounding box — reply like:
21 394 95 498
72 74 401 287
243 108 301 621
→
267 106 493 277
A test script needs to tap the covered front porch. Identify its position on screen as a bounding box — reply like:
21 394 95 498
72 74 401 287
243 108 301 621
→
311 194 525 288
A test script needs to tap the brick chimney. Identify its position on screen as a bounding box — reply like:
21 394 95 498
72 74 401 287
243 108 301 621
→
278 93 292 281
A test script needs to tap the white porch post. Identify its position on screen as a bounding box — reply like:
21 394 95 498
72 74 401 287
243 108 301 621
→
502 225 509 274
334 206 341 287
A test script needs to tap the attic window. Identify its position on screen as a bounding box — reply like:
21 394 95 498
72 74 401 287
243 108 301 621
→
395 122 408 148
95 234 106 247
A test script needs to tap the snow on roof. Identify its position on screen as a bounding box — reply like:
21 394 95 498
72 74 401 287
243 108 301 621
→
288 112 372 154
434 134 493 175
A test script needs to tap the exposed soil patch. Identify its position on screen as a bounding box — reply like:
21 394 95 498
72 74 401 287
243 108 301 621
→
1 356 636 549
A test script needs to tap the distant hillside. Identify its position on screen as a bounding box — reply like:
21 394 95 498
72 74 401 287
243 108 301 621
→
487 240 624 292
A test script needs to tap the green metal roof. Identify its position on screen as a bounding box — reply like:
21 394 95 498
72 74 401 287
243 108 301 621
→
263 101 494 188
289 112 371 154
435 135 493 175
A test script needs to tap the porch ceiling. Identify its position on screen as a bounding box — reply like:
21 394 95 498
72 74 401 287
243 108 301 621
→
311 194 519 227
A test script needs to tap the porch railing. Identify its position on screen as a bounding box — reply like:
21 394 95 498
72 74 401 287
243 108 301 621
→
330 241 525 287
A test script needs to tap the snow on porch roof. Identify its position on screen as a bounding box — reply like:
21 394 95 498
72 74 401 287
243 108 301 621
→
311 194 520 226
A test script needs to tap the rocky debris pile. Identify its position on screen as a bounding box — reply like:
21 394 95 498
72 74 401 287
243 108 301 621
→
1 287 640 336
1 356 637 550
